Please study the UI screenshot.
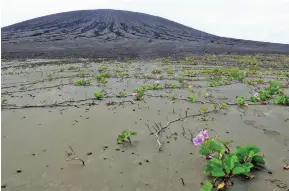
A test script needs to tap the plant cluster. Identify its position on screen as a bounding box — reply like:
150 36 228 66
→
96 73 109 85
236 96 248 107
98 65 109 72
151 68 162 74
117 130 137 144
250 80 288 105
132 88 145 100
94 90 104 100
78 72 89 78
1 98 8 104
194 130 265 191
74 78 92 86
187 94 196 103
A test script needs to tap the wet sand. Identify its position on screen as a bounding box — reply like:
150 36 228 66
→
1 56 289 190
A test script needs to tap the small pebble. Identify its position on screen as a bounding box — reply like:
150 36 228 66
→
145 159 150 163
138 162 142 165
16 169 22 173
60 168 64 170
115 148 120 151
133 109 135 111
1 184 7 188
268 171 273 174
131 152 134 155
87 152 92 156
226 132 229 134
32 153 35 156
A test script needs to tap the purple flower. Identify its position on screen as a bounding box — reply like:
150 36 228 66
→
132 93 138 97
254 93 260 97
192 130 209 146
193 134 205 146
200 130 209 139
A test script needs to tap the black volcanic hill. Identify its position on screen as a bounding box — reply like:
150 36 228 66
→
2 9 289 58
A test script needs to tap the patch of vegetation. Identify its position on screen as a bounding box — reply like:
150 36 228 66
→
236 96 248 107
117 130 137 144
166 68 175 75
194 130 265 191
187 94 196 103
96 73 109 85
94 90 104 100
98 65 109 72
151 68 162 74
74 79 92 86
47 72 53 81
119 91 127 97
168 94 176 100
132 88 145 100
1 98 8 104
68 66 79 70
78 72 89 78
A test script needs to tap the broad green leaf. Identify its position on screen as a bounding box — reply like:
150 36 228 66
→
209 140 223 153
242 163 254 172
122 130 128 135
252 155 265 165
248 150 255 158
225 154 238 171
245 145 261 154
199 146 210 156
204 166 214 174
211 167 225 177
208 158 222 168
130 131 137 135
232 167 246 175
200 181 213 191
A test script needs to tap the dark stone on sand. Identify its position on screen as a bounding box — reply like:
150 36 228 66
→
87 152 92 155
2 9 289 59
16 169 22 173
1 184 7 188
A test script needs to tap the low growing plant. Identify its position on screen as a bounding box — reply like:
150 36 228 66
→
119 91 127 97
117 130 137 144
236 96 248 107
1 98 8 104
132 88 145 100
94 90 104 100
187 94 196 103
194 130 265 191
74 78 92 86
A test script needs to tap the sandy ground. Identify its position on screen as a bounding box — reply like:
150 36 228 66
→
1 56 289 191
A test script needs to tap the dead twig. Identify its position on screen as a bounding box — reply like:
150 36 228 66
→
65 146 85 165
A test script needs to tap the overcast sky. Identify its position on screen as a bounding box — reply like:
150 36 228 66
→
1 0 289 44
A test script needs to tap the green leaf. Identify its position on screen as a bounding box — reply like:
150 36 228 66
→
252 155 265 165
122 130 128 135
211 167 225 177
248 150 255 158
208 158 223 168
232 167 246 175
225 155 238 171
242 163 254 172
130 131 137 136
201 181 213 191
204 166 214 174
208 140 223 153
199 145 210 156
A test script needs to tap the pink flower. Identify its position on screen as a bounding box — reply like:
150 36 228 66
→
192 134 205 146
132 93 138 97
192 130 209 146
200 130 209 139
254 93 260 97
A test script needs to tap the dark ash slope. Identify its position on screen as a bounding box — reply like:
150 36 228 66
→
2 9 289 59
